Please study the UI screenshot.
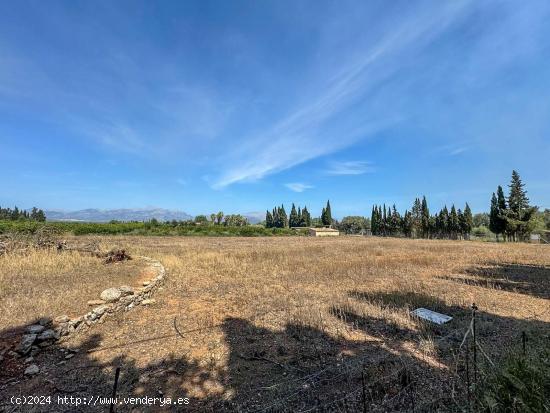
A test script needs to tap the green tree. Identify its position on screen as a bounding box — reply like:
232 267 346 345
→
421 196 430 238
223 214 249 226
489 193 499 238
339 216 369 235
449 205 459 239
462 203 473 239
321 200 332 226
265 210 273 228
289 203 299 227
473 213 490 228
194 215 208 225
508 170 529 218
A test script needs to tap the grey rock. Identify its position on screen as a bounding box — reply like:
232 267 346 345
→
26 325 45 335
25 364 40 375
100 288 122 302
119 285 134 296
141 299 156 306
37 329 58 341
38 317 51 326
24 356 34 363
54 315 70 324
92 305 109 316
64 353 74 360
17 334 37 355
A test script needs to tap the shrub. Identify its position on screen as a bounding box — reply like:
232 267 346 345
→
478 349 549 412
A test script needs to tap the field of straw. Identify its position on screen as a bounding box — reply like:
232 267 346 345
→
1 236 549 412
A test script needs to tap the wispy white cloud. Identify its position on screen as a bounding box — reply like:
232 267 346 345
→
326 161 375 176
433 142 471 156
212 2 471 188
285 183 314 193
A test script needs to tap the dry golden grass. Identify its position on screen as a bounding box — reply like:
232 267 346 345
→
0 248 145 331
1 236 549 411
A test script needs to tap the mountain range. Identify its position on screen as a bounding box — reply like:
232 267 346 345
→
45 208 193 223
44 208 265 224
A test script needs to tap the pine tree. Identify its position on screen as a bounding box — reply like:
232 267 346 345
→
504 171 535 241
508 170 529 218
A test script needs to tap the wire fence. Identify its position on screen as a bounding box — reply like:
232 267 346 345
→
2 298 538 413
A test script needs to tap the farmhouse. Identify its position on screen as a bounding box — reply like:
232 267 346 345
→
309 227 340 237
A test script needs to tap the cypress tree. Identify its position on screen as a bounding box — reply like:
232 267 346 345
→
441 206 449 238
289 203 298 228
495 185 508 239
371 206 378 235
489 193 499 238
421 196 430 238
265 210 273 228
322 200 332 226
273 207 280 228
302 206 311 227
280 204 288 228
449 205 459 239
463 203 473 239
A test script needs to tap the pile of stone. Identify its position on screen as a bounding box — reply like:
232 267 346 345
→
16 318 63 356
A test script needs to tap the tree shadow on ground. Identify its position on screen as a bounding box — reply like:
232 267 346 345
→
1 292 549 412
438 263 550 300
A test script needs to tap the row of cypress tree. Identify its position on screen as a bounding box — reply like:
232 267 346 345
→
0 206 46 222
265 200 332 228
265 204 312 228
371 197 473 239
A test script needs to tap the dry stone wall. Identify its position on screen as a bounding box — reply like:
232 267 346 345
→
16 256 165 360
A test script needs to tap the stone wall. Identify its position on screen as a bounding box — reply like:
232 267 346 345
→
16 256 166 359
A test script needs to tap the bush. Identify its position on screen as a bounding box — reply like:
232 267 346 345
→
472 226 492 237
478 349 549 412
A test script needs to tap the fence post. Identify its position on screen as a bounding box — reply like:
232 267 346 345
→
471 303 478 385
109 367 121 413
465 342 470 413
361 368 367 413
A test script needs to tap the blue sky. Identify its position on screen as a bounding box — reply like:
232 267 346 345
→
1 0 549 218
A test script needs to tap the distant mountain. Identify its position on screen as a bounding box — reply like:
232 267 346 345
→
45 208 193 223
244 211 265 224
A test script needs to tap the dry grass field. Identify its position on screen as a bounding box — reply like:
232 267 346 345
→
1 236 549 412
